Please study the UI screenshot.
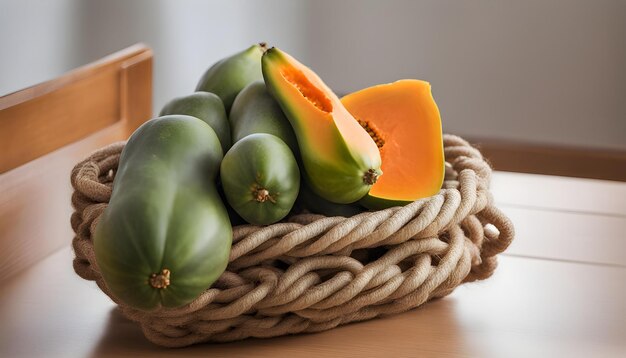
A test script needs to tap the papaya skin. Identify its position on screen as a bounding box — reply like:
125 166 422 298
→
262 47 382 204
229 81 298 153
159 92 231 152
341 80 445 209
94 115 232 311
220 133 300 225
196 43 266 113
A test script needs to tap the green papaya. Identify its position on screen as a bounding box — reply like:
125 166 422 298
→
229 81 298 153
94 115 232 310
159 92 231 152
196 43 266 113
261 47 382 204
220 133 300 225
297 181 364 217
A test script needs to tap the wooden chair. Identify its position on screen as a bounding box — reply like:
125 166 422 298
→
0 44 153 282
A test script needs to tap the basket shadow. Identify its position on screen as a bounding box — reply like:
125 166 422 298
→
88 295 469 356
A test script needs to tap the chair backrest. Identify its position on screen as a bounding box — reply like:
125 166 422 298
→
0 44 153 282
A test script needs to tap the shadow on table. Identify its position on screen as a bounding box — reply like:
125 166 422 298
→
89 296 469 357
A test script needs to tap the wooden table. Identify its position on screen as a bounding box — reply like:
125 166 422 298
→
1 172 625 357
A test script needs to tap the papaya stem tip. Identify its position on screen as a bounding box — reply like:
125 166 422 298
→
259 43 273 55
363 169 380 185
253 187 276 204
149 269 171 289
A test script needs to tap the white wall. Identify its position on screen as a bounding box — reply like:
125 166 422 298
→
0 0 80 95
303 0 626 150
1 0 624 150
71 0 310 116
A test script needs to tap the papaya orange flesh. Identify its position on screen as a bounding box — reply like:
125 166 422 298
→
341 80 444 209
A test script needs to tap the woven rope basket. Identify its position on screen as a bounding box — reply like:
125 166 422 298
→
71 134 514 348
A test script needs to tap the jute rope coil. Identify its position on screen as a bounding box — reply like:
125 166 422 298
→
70 134 514 348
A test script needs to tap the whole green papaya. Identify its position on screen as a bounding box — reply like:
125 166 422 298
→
196 43 266 113
220 133 300 225
229 81 298 153
159 92 231 152
94 115 232 311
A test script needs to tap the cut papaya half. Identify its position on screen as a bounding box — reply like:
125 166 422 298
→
262 47 382 204
341 80 445 209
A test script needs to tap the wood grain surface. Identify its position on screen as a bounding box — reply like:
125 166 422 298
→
0 44 152 173
0 44 153 282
